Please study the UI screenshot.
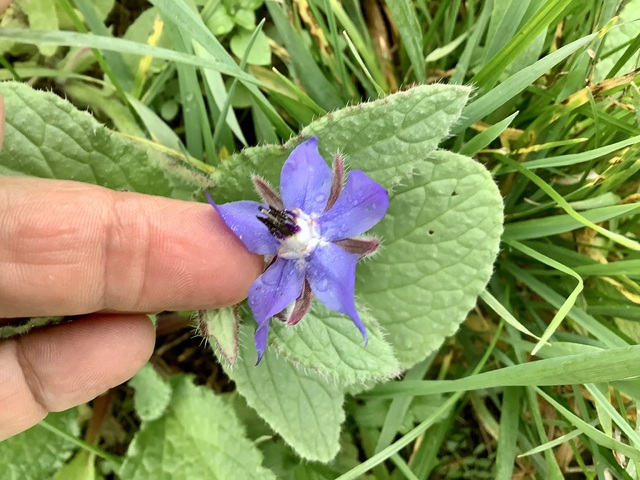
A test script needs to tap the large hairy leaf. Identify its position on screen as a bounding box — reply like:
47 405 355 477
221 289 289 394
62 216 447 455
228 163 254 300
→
357 150 504 368
0 81 208 199
269 303 400 386
120 375 275 480
222 325 345 463
210 84 472 202
0 409 78 480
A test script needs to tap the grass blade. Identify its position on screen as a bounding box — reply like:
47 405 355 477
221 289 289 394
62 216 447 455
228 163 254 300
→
498 134 640 172
149 0 293 138
337 322 504 480
458 111 518 156
504 203 640 240
0 27 257 82
366 345 640 398
506 240 584 355
498 155 640 251
480 289 539 340
385 2 425 83
471 0 573 90
455 31 597 133
494 386 523 480
266 1 344 110
537 387 640 462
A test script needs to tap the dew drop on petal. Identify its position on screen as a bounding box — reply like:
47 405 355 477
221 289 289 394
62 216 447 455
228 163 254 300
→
261 274 278 285
315 277 329 292
334 225 347 236
315 193 326 203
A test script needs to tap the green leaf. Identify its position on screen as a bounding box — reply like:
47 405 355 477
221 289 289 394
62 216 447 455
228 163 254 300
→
269 303 400 386
50 451 97 480
16 0 59 56
230 29 271 65
63 82 144 137
257 432 360 480
232 9 256 31
0 81 209 199
199 307 240 366
148 0 293 138
537 387 640 463
357 150 504 368
72 0 133 92
211 84 472 203
223 325 345 462
205 4 234 36
120 375 275 480
270 302 400 386
458 111 519 156
0 409 79 480
128 363 173 422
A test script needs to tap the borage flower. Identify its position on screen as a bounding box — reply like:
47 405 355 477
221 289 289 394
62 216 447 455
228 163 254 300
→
207 136 388 364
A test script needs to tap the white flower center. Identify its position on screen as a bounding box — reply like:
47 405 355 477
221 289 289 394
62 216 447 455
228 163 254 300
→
278 209 321 260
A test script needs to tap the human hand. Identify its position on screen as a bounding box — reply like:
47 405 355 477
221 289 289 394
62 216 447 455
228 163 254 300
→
0 94 261 440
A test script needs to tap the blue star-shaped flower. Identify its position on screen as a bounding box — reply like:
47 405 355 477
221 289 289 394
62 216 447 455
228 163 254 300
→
207 136 389 363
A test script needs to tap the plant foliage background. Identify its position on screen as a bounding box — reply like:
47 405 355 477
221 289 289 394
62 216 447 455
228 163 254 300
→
0 0 640 478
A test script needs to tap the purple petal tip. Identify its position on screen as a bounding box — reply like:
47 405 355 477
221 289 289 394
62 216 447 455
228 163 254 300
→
205 190 214 205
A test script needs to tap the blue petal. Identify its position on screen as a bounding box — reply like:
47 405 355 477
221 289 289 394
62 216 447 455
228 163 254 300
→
280 136 332 214
248 257 305 363
306 243 368 344
318 170 389 241
207 192 278 256
253 324 269 366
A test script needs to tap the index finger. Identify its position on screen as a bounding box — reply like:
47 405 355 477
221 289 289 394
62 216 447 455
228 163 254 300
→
0 176 263 317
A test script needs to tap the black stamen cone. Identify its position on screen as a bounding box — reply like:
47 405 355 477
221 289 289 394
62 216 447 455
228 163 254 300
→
257 206 299 239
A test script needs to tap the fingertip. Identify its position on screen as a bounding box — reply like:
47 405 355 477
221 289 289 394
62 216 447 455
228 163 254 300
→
24 314 156 411
104 192 265 309
0 178 265 316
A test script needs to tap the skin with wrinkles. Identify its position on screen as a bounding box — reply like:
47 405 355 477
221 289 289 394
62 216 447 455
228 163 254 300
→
0 175 262 441
0 169 262 439
0 177 262 316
